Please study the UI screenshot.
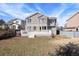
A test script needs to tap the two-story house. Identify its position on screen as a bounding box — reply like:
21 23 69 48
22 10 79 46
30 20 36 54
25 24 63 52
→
8 18 25 30
25 13 57 35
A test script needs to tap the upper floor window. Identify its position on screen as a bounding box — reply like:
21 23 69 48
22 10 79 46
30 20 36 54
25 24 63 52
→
39 18 45 23
28 19 31 23
51 19 56 23
42 18 45 22
54 19 56 23
16 21 19 24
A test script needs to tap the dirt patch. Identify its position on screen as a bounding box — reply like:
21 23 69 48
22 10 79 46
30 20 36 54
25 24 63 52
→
50 35 79 47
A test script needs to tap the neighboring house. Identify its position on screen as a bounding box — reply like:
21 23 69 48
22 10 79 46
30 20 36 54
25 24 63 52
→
0 19 8 29
25 13 57 35
8 18 25 30
0 24 8 29
64 12 79 31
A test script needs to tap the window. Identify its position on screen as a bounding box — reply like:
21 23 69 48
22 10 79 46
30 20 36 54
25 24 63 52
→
29 26 31 31
52 20 54 22
16 21 19 24
34 26 36 31
42 26 46 30
23 31 27 34
51 19 56 23
28 19 31 23
76 28 78 31
27 26 31 31
40 27 41 31
39 18 45 23
12 25 16 29
42 18 45 23
53 19 56 23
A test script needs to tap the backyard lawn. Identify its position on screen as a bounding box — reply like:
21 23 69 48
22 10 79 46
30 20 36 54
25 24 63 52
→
0 36 79 56
0 37 56 56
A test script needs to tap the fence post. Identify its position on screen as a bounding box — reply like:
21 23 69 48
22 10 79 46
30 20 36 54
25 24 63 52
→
74 31 75 38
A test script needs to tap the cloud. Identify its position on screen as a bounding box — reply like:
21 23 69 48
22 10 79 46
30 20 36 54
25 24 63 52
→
74 3 79 8
49 4 69 17
24 4 34 12
34 4 44 13
0 12 7 16
0 3 34 19
58 10 79 26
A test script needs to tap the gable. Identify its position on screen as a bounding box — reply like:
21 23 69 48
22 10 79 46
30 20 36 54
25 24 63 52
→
65 12 79 28
26 13 47 19
8 18 22 25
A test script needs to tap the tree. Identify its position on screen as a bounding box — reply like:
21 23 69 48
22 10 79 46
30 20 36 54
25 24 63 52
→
0 19 5 25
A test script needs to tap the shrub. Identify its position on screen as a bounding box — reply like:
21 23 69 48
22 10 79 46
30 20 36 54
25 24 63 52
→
0 29 16 40
48 42 79 56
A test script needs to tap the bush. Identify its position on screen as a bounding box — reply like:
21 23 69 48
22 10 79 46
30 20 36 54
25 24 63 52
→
48 42 79 56
0 29 16 40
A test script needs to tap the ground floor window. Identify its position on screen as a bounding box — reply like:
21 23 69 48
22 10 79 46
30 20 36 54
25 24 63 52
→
40 27 41 31
48 26 55 29
12 25 16 29
42 26 46 30
76 28 78 31
27 26 31 31
34 26 36 31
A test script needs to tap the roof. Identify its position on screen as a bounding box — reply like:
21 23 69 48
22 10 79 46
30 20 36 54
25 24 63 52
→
66 12 79 22
8 18 22 24
26 12 48 19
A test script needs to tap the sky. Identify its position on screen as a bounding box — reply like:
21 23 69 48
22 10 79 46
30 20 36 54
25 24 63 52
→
0 3 79 26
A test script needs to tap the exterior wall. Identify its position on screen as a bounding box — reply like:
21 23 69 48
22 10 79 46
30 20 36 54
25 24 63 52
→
51 27 57 35
2 25 6 29
26 14 48 32
64 28 76 31
0 25 8 29
9 24 19 30
13 24 19 30
63 27 79 32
